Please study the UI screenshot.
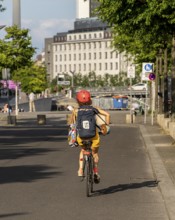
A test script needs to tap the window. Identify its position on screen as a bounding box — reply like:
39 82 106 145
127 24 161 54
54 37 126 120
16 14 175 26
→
99 63 102 70
79 64 81 71
55 55 57 62
79 54 81 60
60 55 62 61
84 43 86 49
116 62 118 70
84 53 86 60
89 63 91 71
55 65 57 72
99 52 102 59
110 52 113 59
84 64 86 71
89 53 91 60
89 43 91 49
64 65 66 72
94 63 96 71
74 54 76 60
64 55 66 61
110 63 113 70
69 54 71 61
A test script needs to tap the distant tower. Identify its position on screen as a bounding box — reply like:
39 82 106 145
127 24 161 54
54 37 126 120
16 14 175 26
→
76 0 100 19
13 0 21 28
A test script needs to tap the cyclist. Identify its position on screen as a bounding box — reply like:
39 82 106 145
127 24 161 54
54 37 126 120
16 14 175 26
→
70 90 110 184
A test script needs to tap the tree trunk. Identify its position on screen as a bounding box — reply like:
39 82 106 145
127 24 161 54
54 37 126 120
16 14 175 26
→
171 34 175 119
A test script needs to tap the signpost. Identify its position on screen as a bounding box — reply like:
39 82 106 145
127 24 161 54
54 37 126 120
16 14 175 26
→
142 63 154 124
127 65 135 123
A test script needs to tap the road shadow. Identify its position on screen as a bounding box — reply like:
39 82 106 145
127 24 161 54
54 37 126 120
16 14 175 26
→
0 147 59 160
93 179 159 197
0 126 68 146
0 212 29 219
0 165 61 184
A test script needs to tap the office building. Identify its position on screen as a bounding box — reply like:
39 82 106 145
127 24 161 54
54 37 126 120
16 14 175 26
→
45 1 130 81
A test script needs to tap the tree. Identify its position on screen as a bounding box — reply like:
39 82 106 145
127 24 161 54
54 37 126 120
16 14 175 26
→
96 0 175 114
13 65 47 94
0 25 36 75
0 0 5 12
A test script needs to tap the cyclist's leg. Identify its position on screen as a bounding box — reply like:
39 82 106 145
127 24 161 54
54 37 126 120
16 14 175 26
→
91 133 101 183
78 148 84 176
76 135 84 176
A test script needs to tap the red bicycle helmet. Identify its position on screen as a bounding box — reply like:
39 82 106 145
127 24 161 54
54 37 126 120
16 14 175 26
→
76 90 91 103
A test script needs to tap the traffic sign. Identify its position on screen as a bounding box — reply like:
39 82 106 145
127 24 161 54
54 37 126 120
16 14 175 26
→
149 73 155 81
142 63 154 81
127 65 135 78
57 81 70 85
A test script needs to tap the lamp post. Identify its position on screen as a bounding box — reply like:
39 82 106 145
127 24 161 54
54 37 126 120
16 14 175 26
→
70 70 75 98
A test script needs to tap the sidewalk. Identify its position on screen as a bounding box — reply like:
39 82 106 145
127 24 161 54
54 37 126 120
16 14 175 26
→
140 123 175 220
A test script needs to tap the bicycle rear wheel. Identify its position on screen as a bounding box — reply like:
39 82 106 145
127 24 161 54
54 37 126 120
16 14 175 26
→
86 157 93 197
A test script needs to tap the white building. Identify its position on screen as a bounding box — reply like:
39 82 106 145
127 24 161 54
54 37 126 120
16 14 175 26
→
45 1 130 81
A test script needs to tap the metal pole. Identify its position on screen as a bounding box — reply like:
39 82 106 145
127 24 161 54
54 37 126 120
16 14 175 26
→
15 84 18 116
130 77 133 123
144 81 148 124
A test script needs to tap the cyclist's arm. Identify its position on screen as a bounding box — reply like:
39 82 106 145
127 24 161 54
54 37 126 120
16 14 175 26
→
69 109 78 124
97 108 110 125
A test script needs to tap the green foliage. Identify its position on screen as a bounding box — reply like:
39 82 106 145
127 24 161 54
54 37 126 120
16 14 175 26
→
13 65 47 93
0 25 36 76
96 0 175 65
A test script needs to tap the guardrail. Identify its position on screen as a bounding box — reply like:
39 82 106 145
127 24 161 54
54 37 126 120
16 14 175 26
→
75 87 148 97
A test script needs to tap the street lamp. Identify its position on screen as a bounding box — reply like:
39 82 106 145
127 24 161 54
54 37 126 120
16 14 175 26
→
70 70 75 98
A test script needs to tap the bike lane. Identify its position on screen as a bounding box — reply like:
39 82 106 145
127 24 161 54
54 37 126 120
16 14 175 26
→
0 124 171 220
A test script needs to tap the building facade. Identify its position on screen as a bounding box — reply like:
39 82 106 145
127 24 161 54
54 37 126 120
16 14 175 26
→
44 1 130 81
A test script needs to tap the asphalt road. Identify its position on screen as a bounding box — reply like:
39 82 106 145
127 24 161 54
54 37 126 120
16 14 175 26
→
0 122 170 220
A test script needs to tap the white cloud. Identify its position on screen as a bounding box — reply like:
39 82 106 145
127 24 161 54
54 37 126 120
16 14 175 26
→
23 18 74 53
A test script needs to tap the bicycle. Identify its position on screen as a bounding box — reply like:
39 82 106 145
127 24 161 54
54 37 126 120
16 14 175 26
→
81 140 94 197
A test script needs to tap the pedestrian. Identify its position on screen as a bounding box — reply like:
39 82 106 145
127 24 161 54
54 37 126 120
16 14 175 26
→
29 92 36 112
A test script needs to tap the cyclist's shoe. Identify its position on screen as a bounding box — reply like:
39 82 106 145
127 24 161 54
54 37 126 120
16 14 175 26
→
94 173 100 184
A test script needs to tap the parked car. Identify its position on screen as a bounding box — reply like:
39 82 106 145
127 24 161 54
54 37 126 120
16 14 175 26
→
129 83 147 91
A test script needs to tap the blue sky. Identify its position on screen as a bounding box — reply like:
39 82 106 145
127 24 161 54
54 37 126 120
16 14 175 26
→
0 0 76 55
